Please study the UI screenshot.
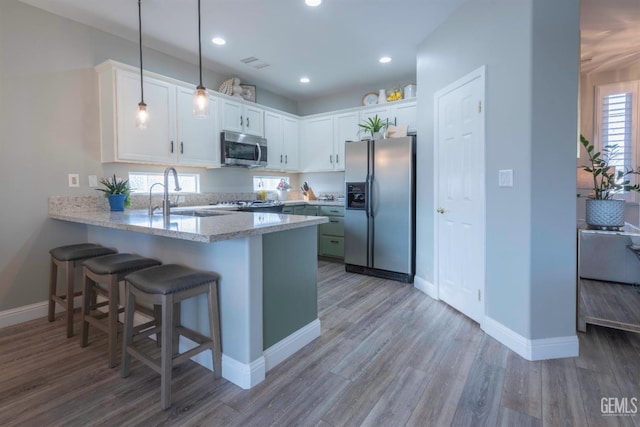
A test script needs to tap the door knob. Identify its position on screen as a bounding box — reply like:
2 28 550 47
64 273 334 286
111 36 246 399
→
437 207 445 214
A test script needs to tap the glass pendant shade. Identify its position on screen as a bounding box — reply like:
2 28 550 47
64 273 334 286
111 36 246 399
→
193 85 210 117
136 102 148 129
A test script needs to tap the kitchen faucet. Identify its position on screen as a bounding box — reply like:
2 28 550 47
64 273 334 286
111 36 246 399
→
148 182 164 216
163 167 182 219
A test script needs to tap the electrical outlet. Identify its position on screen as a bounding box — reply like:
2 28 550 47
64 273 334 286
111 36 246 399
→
68 173 80 188
88 175 98 188
498 169 513 187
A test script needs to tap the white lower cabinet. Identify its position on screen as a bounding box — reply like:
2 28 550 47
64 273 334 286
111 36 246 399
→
97 62 220 168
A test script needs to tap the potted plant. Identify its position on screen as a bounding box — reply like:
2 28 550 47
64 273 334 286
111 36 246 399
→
580 134 640 229
97 174 131 211
358 114 389 139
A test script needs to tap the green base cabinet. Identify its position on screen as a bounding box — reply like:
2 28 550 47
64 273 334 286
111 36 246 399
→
318 206 344 259
283 203 344 259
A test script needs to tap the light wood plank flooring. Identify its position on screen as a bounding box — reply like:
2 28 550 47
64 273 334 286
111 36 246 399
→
1 260 639 426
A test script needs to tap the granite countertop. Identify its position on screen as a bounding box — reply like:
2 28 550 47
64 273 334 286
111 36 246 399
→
49 208 328 244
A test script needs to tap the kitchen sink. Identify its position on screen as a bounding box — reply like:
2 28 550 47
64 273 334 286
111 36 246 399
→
172 210 233 217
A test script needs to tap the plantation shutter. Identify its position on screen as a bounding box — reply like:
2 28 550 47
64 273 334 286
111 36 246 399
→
601 92 633 172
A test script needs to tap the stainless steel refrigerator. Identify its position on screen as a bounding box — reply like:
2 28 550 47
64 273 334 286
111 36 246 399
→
344 135 416 283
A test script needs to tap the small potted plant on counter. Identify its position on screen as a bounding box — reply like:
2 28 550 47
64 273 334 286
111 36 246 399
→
358 114 389 140
97 174 131 211
580 135 640 229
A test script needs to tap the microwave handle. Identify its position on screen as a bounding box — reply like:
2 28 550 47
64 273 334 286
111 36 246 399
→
256 143 262 164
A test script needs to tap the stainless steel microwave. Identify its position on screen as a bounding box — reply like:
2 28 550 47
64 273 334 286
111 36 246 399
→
220 131 267 167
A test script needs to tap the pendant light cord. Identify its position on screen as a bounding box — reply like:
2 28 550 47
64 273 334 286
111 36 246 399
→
197 0 203 88
138 0 144 103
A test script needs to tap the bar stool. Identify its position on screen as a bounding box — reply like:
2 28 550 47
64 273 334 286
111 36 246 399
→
121 264 222 410
48 243 117 338
81 253 162 367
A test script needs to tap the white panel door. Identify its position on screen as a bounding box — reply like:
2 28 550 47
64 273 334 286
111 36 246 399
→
221 100 243 133
301 116 334 171
436 69 485 323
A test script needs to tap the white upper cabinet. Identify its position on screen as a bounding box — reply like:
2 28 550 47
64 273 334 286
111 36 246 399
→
301 116 335 172
221 99 264 136
282 117 299 171
359 100 417 132
265 112 299 171
107 68 176 164
333 112 359 170
97 61 220 168
265 111 284 170
175 86 219 167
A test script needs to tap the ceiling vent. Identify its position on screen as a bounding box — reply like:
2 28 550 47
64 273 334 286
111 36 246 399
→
240 56 270 70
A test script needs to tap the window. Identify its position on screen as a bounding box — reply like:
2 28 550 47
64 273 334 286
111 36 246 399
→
595 81 640 200
253 176 289 192
128 172 200 193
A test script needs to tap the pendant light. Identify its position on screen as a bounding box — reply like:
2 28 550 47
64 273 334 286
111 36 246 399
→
193 0 210 118
135 0 148 128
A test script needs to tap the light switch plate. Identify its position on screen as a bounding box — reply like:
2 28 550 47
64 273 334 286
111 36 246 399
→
498 169 513 187
68 173 80 188
88 175 98 188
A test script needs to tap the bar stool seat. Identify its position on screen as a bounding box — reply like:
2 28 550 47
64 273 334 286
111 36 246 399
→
81 253 162 367
48 243 117 338
121 264 222 410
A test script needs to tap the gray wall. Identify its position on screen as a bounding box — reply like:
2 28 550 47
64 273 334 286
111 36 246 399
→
297 74 416 116
0 0 296 310
416 0 578 339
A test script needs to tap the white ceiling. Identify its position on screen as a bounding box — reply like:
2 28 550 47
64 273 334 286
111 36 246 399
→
18 0 466 102
17 0 640 101
580 0 640 75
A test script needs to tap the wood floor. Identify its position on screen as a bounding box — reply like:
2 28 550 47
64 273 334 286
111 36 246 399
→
1 260 639 426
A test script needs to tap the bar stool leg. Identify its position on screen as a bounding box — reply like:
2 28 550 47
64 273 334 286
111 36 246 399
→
160 293 174 410
81 271 93 347
121 283 135 379
208 282 222 379
48 258 57 322
108 274 120 368
64 260 74 338
172 302 181 357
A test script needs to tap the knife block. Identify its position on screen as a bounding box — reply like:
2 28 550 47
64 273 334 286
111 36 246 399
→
304 187 317 201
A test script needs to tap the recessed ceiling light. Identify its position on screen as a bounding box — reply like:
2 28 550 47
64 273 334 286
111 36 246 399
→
305 0 322 7
212 37 226 45
300 77 310 83
379 56 392 64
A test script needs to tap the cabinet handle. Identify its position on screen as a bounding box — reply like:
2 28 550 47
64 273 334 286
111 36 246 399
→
336 154 339 164
280 154 283 163
329 155 333 163
285 154 288 164
330 240 340 244
247 117 250 128
180 142 184 154
170 141 174 153
240 115 243 127
330 219 339 223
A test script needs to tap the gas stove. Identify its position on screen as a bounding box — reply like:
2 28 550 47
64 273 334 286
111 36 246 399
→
210 200 284 212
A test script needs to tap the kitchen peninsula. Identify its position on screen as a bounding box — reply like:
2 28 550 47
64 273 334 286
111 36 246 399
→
49 198 328 389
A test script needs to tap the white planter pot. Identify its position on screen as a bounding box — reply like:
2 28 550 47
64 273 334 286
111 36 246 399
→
585 199 625 230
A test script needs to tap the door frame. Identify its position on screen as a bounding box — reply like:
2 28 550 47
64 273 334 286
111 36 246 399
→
433 65 486 321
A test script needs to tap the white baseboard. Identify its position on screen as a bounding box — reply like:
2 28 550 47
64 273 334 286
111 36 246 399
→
180 319 321 389
263 319 321 371
414 275 438 300
482 316 579 361
0 301 50 329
